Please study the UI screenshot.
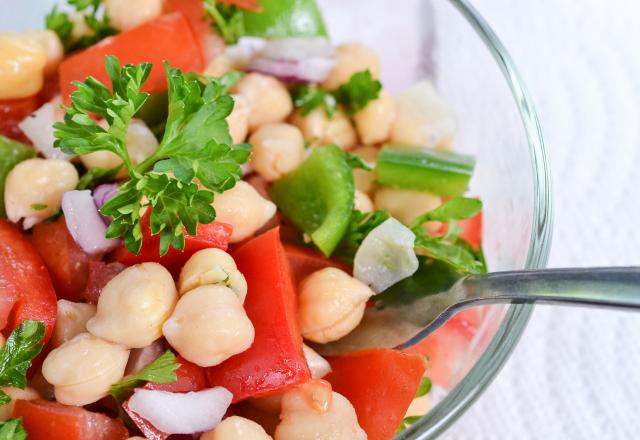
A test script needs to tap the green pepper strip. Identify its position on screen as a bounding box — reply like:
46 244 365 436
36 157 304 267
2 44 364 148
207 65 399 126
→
270 145 354 256
0 136 36 217
376 145 476 198
241 0 328 39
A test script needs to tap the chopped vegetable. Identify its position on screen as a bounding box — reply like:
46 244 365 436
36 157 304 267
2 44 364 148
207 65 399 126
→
353 217 419 293
207 228 311 402
376 145 476 197
0 98 39 144
61 190 119 255
145 356 209 393
0 136 36 217
291 84 337 117
0 418 27 439
46 0 117 53
334 209 390 263
58 13 204 105
270 145 354 256
109 350 180 407
81 261 126 304
18 102 69 160
32 217 90 302
284 243 351 285
203 0 247 45
13 399 128 440
326 349 427 440
334 70 381 115
0 321 45 405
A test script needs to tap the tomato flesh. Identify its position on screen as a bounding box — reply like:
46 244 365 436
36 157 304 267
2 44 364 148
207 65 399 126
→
13 399 128 440
0 96 38 143
145 356 208 393
207 228 311 402
82 261 127 304
59 13 204 105
284 243 351 286
326 349 426 440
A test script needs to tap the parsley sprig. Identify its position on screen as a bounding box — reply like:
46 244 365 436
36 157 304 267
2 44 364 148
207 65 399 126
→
291 69 382 117
54 56 250 256
203 0 246 45
0 321 46 406
0 418 27 440
334 209 390 263
46 0 117 53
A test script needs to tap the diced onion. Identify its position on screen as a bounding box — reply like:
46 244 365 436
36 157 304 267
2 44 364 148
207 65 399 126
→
303 344 331 379
18 98 70 160
353 217 419 293
61 190 119 255
128 387 233 435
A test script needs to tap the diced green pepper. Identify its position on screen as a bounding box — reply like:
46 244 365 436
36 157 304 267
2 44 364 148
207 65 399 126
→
0 136 36 217
376 145 476 197
270 145 354 256
242 0 328 39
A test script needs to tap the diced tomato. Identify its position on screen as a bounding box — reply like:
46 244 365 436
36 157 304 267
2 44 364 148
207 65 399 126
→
326 349 427 440
0 220 57 345
439 211 482 251
123 401 166 440
207 228 311 402
284 244 352 286
111 210 232 277
59 13 204 105
38 74 60 105
32 217 90 302
13 399 129 440
82 261 127 304
0 96 38 143
146 356 208 393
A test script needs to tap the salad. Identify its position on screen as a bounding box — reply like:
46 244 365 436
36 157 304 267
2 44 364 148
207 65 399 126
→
0 0 487 439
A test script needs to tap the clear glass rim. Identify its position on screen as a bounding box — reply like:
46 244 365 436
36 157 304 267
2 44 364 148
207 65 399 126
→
398 0 553 438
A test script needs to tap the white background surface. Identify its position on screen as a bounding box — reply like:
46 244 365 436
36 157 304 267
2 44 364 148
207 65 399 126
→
1 0 639 438
444 1 640 438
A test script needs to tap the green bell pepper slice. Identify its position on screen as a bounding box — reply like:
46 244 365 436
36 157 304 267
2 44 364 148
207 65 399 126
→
270 145 354 256
376 145 476 197
242 0 328 39
0 135 36 217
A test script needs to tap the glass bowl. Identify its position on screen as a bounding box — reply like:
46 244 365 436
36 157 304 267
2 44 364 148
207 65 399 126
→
2 0 552 437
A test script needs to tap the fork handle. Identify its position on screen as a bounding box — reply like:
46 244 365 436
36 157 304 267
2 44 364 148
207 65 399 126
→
460 266 640 309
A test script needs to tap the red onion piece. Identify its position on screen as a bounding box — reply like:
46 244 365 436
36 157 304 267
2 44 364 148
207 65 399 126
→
125 340 166 376
62 190 120 256
127 387 233 435
92 183 119 225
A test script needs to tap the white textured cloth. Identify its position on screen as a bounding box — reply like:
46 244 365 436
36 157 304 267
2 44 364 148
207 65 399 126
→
2 1 639 438
444 0 640 438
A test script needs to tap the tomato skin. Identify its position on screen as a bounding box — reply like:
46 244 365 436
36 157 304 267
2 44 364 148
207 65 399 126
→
82 261 127 304
13 399 129 440
0 96 38 143
111 210 232 277
284 244 351 286
59 12 204 105
207 228 311 402
0 220 57 345
32 217 91 302
145 356 208 393
325 349 427 440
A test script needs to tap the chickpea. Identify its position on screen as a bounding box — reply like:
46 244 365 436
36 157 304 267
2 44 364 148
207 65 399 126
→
321 43 380 90
298 268 374 344
289 108 326 145
104 0 163 31
204 54 234 78
0 33 45 99
81 119 158 176
354 190 374 213
354 90 396 145
202 416 272 440
162 285 255 367
228 94 251 144
232 73 293 131
42 333 129 406
22 30 63 75
212 181 276 243
289 108 357 151
374 187 442 234
303 344 331 379
51 300 97 348
0 387 39 421
4 158 79 229
178 248 248 302
249 123 305 181
322 111 357 151
390 80 455 150
86 263 178 348
275 380 366 440
350 146 378 195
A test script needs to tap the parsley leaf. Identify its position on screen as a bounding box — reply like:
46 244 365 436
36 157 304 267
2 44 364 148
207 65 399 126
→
396 415 423 435
291 85 337 118
45 0 117 53
0 321 45 405
0 418 28 440
411 198 485 274
56 56 250 256
109 350 180 405
30 203 48 211
415 377 432 398
345 152 373 171
334 209 390 263
203 0 246 45
334 70 381 115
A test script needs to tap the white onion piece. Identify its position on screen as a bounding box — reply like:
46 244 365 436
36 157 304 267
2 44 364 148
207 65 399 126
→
259 37 335 60
353 217 419 293
248 56 335 84
124 340 165 376
128 387 233 435
303 344 331 379
225 37 267 68
18 98 70 160
62 190 119 255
